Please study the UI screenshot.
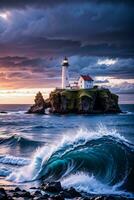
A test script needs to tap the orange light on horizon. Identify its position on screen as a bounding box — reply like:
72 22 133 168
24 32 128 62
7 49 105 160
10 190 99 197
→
0 88 54 104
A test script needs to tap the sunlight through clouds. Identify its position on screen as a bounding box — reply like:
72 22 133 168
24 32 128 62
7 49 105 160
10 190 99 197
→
97 59 118 66
0 11 10 21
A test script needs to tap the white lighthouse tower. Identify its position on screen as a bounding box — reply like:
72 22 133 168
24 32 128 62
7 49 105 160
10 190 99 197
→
62 57 70 89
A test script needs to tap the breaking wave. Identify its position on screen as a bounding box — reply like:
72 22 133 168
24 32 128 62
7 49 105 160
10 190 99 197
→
6 125 134 197
0 134 44 147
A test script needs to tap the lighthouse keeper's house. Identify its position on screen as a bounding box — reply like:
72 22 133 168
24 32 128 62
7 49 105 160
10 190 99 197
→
61 57 94 89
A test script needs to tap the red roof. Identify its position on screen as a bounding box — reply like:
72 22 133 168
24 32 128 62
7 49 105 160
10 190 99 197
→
80 75 93 81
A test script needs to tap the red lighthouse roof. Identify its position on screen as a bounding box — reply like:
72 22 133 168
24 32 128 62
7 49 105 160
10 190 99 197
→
80 75 93 81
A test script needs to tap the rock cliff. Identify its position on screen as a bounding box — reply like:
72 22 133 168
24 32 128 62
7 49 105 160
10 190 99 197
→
28 88 121 114
27 92 46 114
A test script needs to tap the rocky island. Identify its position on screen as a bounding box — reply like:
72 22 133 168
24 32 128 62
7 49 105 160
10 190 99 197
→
28 87 121 114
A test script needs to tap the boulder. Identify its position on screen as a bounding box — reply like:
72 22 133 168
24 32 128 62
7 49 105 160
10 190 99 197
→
50 194 64 200
14 187 21 192
63 187 82 198
33 190 42 197
0 188 7 200
42 181 62 193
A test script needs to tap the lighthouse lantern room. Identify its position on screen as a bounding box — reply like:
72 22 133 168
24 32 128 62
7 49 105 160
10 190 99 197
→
62 57 70 89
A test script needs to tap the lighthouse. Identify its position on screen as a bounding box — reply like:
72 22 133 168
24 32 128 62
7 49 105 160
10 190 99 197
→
62 57 70 89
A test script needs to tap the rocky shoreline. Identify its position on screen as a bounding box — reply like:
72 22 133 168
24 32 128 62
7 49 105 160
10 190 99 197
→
0 181 130 200
28 88 121 114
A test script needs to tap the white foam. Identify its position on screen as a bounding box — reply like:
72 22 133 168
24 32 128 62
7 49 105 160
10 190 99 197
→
61 173 133 198
0 155 30 166
6 124 128 183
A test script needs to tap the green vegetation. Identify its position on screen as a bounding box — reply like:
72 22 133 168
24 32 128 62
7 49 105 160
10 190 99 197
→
28 87 121 114
49 87 120 113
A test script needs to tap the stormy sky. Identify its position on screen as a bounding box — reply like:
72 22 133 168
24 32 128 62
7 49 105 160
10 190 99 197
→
0 0 134 103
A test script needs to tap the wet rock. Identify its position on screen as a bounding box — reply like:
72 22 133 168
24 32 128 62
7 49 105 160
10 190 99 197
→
42 182 62 193
33 190 42 197
33 194 49 200
27 92 46 114
22 191 31 198
13 192 21 197
0 188 7 200
6 196 13 200
13 190 31 198
63 187 82 198
49 194 64 200
14 187 21 192
60 190 73 198
30 187 37 190
0 111 7 114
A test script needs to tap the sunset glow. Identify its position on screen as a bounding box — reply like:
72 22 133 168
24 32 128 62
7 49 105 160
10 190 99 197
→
0 88 54 104
0 1 133 104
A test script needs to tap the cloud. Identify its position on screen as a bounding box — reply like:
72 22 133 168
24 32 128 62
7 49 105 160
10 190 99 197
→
69 56 134 79
109 82 134 94
94 79 109 84
0 0 133 10
0 1 133 94
0 2 133 58
0 55 133 84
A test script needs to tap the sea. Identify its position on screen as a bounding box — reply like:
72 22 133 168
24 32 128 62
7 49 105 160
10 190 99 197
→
0 104 134 198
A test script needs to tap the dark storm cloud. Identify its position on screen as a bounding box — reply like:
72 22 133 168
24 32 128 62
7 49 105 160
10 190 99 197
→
0 0 133 9
0 0 133 92
0 56 61 80
95 80 109 84
0 56 133 80
109 82 134 94
69 56 134 80
0 1 133 58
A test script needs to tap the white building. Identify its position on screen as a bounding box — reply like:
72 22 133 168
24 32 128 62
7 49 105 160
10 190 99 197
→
78 75 93 89
62 57 70 89
61 57 94 89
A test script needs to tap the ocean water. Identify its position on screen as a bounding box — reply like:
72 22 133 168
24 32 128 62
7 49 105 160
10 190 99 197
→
0 104 134 198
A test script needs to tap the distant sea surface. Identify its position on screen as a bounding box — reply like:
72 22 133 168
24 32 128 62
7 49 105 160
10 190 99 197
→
0 104 134 198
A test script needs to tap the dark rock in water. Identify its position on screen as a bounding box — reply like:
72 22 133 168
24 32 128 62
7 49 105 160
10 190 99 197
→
33 190 42 197
28 88 121 114
14 187 21 192
27 91 46 114
63 187 82 198
50 194 64 200
0 111 7 114
22 191 31 198
34 195 49 200
0 186 131 200
0 188 7 200
13 190 31 198
30 187 37 190
42 181 62 193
